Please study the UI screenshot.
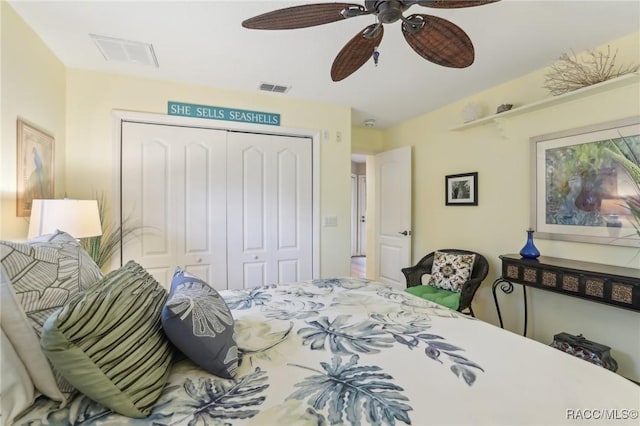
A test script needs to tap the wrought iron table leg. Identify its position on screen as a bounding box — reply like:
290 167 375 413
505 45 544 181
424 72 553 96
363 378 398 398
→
492 277 528 337
491 277 512 329
522 286 527 337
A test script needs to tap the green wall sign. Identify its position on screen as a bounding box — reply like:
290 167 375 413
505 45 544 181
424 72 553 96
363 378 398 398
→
168 101 280 126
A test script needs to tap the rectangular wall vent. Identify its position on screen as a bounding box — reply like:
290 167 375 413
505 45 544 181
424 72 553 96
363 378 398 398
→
91 34 159 67
259 82 290 94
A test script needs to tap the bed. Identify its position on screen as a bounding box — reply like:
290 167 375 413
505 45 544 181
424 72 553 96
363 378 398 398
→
11 276 640 426
2 232 638 425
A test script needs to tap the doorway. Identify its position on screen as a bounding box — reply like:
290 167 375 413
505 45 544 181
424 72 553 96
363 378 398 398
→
350 147 412 285
351 155 367 278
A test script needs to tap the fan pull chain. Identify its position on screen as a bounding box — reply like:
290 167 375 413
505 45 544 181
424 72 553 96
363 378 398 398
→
373 47 380 66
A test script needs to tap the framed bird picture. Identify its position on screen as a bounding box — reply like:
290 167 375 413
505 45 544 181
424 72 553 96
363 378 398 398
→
16 118 55 217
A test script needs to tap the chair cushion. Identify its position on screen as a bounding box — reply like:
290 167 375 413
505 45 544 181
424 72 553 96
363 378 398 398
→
429 251 476 292
162 268 238 379
405 285 460 310
41 260 173 418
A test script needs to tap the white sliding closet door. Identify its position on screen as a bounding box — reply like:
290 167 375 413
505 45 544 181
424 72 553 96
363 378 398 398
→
121 122 228 290
120 121 313 290
226 131 312 289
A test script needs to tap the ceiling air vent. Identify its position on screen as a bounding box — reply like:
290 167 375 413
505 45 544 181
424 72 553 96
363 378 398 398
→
90 34 159 67
259 82 290 94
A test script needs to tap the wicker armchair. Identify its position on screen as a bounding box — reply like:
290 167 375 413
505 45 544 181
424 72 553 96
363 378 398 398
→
401 249 489 316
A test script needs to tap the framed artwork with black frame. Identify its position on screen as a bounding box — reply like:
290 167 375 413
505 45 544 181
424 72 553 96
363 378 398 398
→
446 172 478 206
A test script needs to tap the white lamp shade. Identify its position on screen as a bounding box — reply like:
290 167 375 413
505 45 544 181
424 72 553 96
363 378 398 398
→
28 199 102 239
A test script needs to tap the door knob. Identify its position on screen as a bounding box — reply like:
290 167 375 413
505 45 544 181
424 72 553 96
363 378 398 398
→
254 255 259 260
398 230 411 236
196 258 202 263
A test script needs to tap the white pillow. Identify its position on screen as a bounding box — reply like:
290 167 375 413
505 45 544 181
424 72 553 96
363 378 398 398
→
420 273 432 286
1 328 35 425
0 265 66 402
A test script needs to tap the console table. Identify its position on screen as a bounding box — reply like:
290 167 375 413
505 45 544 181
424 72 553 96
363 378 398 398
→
492 254 640 336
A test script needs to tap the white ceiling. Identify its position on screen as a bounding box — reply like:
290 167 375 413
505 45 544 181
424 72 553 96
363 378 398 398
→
9 0 640 129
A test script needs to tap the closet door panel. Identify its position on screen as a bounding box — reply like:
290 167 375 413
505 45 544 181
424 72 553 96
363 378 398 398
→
271 137 312 284
185 143 210 254
242 147 266 252
121 122 227 290
227 132 312 288
141 140 170 256
277 149 298 249
278 259 299 284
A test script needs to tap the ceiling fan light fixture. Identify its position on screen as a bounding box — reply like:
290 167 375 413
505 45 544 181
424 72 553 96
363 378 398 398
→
243 0 498 81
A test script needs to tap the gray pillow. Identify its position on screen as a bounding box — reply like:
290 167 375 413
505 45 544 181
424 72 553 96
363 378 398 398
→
41 260 173 418
162 268 238 378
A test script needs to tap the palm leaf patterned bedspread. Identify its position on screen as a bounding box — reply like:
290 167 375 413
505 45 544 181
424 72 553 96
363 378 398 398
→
17 278 640 425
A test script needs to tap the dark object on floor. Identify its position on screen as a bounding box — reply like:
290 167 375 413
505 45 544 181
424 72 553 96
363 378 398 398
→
551 332 618 372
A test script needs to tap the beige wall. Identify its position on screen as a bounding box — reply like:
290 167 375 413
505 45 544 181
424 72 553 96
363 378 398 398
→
0 2 66 240
64 69 352 278
0 1 352 277
352 126 384 154
379 32 640 381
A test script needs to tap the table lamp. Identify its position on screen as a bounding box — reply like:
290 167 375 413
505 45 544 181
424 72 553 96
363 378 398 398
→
28 199 102 239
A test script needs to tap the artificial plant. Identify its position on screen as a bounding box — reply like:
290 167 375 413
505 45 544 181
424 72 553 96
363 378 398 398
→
81 192 143 270
605 136 640 238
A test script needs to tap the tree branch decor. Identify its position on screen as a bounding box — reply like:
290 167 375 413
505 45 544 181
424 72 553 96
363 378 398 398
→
543 45 639 96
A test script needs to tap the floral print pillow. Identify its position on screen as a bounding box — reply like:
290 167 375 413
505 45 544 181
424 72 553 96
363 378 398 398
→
428 251 476 292
161 268 238 379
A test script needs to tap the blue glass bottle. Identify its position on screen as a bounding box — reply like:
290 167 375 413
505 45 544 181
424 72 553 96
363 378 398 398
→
520 228 540 259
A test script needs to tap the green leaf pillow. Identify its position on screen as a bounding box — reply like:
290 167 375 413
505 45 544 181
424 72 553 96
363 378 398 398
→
1 230 103 402
41 260 174 418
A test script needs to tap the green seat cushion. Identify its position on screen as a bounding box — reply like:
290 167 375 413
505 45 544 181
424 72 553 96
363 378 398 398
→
405 285 460 310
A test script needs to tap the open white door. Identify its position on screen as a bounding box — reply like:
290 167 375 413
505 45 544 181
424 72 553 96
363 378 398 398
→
351 174 358 256
373 146 411 288
357 175 367 255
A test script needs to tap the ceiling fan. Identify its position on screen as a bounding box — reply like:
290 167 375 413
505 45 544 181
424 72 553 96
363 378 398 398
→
242 1 500 82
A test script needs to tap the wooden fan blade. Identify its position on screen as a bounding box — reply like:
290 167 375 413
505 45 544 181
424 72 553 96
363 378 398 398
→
242 3 363 30
403 14 474 68
417 0 500 9
331 25 384 82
